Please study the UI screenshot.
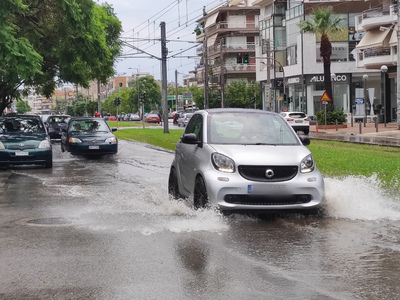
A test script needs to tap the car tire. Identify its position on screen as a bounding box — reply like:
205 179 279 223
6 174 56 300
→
193 175 208 210
304 129 309 135
168 168 181 199
45 160 53 168
61 143 65 152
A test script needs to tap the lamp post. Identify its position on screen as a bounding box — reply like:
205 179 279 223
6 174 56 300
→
363 74 369 127
330 73 336 104
381 65 388 127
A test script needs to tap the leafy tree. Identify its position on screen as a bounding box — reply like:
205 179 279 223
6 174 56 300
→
86 100 98 117
54 97 68 114
16 100 31 114
225 81 261 108
0 0 122 115
299 6 343 106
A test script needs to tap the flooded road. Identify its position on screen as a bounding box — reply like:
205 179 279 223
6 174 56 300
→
1 140 400 299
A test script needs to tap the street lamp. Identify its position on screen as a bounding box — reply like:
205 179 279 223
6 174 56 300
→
331 72 336 103
381 65 388 127
363 74 369 127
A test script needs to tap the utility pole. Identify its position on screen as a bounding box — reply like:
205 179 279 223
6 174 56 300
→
203 39 209 109
397 2 400 129
220 37 225 108
175 70 178 111
160 21 169 133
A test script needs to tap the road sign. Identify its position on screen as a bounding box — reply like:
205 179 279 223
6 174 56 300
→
320 91 332 102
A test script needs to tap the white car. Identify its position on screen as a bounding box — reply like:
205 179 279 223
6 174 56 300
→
168 108 324 214
280 111 310 135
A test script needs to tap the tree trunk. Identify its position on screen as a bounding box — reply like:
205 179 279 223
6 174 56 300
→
320 34 333 106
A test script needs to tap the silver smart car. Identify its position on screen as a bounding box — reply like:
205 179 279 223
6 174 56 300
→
168 108 325 214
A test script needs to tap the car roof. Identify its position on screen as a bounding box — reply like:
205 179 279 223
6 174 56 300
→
196 108 279 116
0 114 41 119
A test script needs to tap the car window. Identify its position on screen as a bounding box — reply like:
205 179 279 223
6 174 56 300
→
48 116 69 123
208 112 299 145
288 113 306 119
70 120 109 132
185 114 202 139
0 117 45 134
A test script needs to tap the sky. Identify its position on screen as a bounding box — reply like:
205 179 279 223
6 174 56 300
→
102 0 226 83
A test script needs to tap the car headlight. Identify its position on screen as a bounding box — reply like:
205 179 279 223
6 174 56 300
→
301 153 315 173
0 141 4 150
38 140 51 149
212 153 235 173
105 137 117 143
69 137 82 143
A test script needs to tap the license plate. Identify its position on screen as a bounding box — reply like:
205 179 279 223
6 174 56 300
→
15 151 29 156
295 120 303 123
89 145 99 150
248 185 287 194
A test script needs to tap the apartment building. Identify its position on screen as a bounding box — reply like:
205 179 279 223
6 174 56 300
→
354 0 398 123
255 0 385 120
195 0 260 106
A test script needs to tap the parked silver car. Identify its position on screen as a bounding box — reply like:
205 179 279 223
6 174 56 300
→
168 108 324 214
177 113 193 127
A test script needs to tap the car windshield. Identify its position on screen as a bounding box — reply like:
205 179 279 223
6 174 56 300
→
70 119 110 132
208 112 300 145
48 116 69 123
288 112 306 119
0 117 46 134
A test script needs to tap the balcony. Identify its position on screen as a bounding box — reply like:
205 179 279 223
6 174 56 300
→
205 21 258 36
358 47 397 68
207 43 256 57
212 64 257 75
356 6 397 31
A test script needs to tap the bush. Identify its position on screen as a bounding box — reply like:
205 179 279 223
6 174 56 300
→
316 106 346 125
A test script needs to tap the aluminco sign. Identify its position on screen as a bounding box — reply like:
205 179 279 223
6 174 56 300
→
310 74 347 83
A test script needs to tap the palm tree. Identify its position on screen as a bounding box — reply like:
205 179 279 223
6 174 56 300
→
299 7 344 106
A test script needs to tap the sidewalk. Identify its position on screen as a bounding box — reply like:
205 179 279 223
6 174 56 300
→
308 122 400 147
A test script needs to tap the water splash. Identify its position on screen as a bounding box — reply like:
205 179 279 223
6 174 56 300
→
324 175 400 221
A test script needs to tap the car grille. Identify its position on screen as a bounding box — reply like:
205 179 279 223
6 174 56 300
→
8 145 36 150
224 194 312 205
81 139 105 143
238 165 298 182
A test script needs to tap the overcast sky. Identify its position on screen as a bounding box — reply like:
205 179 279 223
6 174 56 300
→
103 0 225 83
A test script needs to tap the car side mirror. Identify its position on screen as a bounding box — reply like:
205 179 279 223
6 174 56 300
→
111 128 117 132
181 133 201 146
299 136 310 146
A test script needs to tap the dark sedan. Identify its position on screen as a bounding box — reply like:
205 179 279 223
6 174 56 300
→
45 115 70 140
0 115 53 169
61 117 118 156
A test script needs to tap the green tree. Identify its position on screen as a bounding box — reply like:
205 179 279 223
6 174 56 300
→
54 97 68 114
16 100 31 114
299 6 343 106
0 0 122 115
225 81 261 108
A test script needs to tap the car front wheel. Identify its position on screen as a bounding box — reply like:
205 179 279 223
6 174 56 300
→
168 168 181 199
193 175 208 210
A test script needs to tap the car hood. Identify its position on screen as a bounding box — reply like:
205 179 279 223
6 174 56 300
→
0 133 48 146
208 144 312 166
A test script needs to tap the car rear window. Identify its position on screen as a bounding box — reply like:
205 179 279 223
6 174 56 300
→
288 113 306 118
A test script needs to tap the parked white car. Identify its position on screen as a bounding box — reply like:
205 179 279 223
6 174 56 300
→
168 108 324 214
280 111 310 135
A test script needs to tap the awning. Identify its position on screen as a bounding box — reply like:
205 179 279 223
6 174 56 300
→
205 12 219 28
356 28 391 49
389 29 398 47
229 0 244 5
207 34 218 46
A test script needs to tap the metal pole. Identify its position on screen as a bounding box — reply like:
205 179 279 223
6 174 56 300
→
203 39 209 109
175 70 178 112
160 22 169 133
97 81 101 115
397 3 400 129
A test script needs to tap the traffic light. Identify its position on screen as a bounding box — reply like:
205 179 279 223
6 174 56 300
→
237 53 243 64
141 92 146 103
114 97 121 106
283 94 287 105
243 53 249 64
